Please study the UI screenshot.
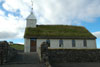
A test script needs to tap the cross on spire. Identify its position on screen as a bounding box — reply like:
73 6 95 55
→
31 0 34 14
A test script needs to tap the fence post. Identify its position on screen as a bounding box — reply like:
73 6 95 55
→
6 43 8 62
1 50 3 65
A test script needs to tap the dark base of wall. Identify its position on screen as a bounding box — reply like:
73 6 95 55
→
51 63 100 67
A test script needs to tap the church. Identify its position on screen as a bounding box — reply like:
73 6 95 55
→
24 7 97 53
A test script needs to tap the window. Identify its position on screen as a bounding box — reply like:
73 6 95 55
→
30 38 36 40
59 39 63 47
72 40 75 47
30 38 36 42
83 40 87 47
46 39 50 47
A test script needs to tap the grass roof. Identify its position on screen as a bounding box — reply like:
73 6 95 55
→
24 25 96 39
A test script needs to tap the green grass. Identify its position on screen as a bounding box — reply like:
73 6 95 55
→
24 25 96 38
10 44 24 50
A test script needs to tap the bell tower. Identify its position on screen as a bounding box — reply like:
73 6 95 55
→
26 0 37 28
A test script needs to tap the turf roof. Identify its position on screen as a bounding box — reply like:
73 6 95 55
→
24 25 96 39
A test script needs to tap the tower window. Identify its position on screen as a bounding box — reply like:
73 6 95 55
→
83 40 87 47
59 39 63 47
72 40 75 47
46 39 50 47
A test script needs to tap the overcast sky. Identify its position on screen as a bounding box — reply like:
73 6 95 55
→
0 0 100 47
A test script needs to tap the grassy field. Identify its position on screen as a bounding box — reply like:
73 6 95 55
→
10 44 24 50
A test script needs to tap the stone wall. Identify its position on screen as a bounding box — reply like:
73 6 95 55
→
48 49 100 63
0 41 17 65
7 47 17 61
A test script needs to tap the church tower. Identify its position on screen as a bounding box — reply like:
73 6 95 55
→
24 0 37 53
26 0 37 28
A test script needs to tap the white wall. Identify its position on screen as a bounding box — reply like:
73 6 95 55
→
36 39 46 61
24 38 30 53
36 39 97 49
27 19 37 28
75 40 84 49
37 39 46 52
63 39 72 48
87 40 96 49
24 38 96 53
50 39 59 48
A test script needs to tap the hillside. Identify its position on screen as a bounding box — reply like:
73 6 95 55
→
10 44 24 50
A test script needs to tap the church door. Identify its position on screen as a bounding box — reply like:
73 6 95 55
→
30 38 36 52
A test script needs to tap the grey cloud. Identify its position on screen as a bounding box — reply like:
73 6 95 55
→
0 32 18 39
34 0 100 24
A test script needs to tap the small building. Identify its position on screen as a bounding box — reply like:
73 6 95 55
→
9 41 13 45
24 11 97 53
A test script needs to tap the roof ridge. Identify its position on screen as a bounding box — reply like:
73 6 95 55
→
36 25 84 27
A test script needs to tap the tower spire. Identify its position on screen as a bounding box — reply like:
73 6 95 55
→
31 0 33 14
26 0 37 28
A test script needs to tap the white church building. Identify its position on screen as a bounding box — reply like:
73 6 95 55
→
24 10 97 53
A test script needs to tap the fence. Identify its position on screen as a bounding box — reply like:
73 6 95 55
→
0 41 17 65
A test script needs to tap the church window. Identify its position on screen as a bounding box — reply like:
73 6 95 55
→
59 39 63 47
72 40 75 47
83 40 87 47
46 39 50 47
